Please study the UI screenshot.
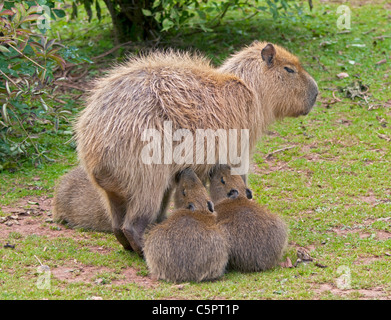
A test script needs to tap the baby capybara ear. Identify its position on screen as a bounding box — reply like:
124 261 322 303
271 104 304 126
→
175 167 190 183
246 188 253 199
175 170 183 183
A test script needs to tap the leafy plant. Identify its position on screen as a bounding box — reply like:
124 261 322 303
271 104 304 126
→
0 1 72 170
71 0 307 42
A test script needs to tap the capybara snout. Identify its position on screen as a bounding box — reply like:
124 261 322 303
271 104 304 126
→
209 165 252 203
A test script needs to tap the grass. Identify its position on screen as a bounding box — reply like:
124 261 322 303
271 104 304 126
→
1 0 391 300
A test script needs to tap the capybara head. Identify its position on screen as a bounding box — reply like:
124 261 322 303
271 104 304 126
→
221 41 318 119
259 41 318 118
209 165 253 203
174 168 214 213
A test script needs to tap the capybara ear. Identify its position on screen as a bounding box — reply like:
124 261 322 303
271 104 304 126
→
246 188 253 199
207 201 214 213
261 43 276 67
175 170 183 183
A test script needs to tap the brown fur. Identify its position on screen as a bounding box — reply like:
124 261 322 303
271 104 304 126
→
53 166 112 232
75 42 317 254
143 168 228 283
209 165 288 272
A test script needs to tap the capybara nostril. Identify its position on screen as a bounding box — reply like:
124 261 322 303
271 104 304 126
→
227 189 239 199
207 201 214 213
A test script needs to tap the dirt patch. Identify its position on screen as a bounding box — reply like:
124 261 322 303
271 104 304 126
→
117 267 158 288
331 226 391 240
1 196 160 289
88 245 114 255
353 255 382 266
313 283 389 300
52 265 113 283
51 264 158 288
0 196 96 241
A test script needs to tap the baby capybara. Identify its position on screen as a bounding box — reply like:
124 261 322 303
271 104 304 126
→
143 168 228 283
53 166 112 232
209 165 288 272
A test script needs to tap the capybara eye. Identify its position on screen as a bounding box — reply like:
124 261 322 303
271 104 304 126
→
284 66 295 73
221 177 225 185
182 189 186 196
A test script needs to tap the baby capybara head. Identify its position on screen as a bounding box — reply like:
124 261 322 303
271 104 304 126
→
209 165 253 203
174 168 214 213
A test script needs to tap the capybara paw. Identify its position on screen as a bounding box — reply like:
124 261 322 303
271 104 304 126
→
113 228 133 251
122 228 144 257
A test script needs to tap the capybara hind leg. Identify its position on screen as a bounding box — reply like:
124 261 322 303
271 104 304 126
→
106 191 132 251
156 187 173 223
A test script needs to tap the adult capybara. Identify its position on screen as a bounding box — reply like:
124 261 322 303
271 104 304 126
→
143 168 228 283
75 41 318 255
53 166 113 233
209 165 288 272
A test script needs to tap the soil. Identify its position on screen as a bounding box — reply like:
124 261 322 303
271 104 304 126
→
0 196 158 289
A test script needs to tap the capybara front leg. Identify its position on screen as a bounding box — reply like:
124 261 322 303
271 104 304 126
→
122 215 150 257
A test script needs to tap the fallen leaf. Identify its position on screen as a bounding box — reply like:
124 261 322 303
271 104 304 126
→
3 243 15 249
348 43 366 47
293 258 302 268
378 134 391 142
337 72 349 79
376 59 387 65
279 257 293 268
315 262 328 268
297 247 313 261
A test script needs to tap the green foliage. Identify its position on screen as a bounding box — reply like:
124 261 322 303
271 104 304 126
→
71 0 305 41
0 1 79 169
